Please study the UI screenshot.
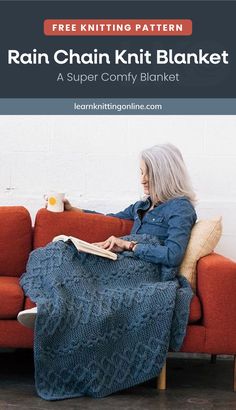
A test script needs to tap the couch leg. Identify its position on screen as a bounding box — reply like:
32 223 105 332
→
211 354 217 364
157 361 166 390
234 355 236 392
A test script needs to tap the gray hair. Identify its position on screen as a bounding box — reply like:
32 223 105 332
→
141 143 196 205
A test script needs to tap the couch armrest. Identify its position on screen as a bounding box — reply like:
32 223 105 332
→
0 206 32 277
197 253 236 353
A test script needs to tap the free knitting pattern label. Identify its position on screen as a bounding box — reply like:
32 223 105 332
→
44 19 193 36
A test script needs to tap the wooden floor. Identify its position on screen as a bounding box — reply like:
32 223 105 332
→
0 350 236 409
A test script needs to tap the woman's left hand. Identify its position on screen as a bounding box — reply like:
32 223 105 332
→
93 236 131 253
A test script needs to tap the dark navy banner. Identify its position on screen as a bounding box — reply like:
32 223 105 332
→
0 1 235 98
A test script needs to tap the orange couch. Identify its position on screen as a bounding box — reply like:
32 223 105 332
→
1 206 236 389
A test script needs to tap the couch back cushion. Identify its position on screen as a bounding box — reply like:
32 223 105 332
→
34 209 133 249
0 207 32 277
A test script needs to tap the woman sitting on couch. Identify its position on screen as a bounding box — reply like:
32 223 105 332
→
18 142 197 327
17 142 198 401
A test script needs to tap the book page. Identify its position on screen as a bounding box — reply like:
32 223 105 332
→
53 235 118 260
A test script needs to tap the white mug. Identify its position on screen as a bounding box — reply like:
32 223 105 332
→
46 192 65 212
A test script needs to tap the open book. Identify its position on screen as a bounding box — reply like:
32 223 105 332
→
52 235 117 260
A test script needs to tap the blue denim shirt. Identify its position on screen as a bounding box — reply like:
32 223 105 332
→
84 196 197 267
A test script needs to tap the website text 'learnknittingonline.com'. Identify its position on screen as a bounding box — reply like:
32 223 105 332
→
73 101 163 112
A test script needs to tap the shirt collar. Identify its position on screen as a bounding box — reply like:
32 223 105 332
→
138 196 152 211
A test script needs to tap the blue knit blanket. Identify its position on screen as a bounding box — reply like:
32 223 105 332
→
20 234 193 401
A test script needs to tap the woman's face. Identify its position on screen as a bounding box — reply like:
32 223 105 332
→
140 160 149 195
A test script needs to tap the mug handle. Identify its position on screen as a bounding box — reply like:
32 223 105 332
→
43 194 49 208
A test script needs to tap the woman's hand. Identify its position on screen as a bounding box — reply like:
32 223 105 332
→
62 198 84 212
63 198 73 211
93 236 132 253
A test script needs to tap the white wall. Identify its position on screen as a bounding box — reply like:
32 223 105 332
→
0 115 236 261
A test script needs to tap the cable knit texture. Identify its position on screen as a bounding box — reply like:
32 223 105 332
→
20 234 193 401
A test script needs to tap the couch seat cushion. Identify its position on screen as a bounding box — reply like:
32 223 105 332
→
24 297 36 309
0 277 24 319
189 295 202 323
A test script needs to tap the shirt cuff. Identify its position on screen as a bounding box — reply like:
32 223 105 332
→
133 243 146 257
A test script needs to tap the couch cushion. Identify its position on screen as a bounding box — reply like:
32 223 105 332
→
0 277 24 319
0 206 32 277
34 209 133 248
24 297 36 309
188 295 202 323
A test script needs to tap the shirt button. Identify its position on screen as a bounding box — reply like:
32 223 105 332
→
152 218 155 221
